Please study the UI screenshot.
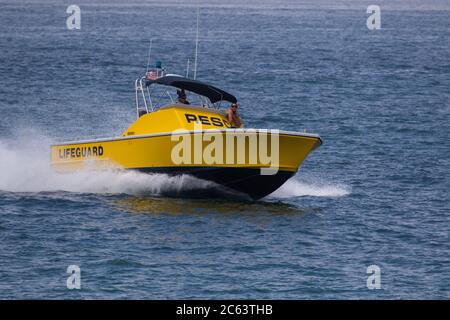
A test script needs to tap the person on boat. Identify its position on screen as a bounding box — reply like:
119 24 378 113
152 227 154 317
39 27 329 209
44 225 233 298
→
177 89 190 105
226 102 242 128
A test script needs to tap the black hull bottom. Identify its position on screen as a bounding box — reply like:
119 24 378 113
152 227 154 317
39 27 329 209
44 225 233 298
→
135 166 295 200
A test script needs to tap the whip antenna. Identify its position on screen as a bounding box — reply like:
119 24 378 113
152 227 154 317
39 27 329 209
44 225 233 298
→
186 58 190 78
194 8 199 80
146 39 153 73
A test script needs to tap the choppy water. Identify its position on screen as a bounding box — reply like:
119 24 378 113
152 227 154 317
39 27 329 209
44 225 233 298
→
0 0 449 299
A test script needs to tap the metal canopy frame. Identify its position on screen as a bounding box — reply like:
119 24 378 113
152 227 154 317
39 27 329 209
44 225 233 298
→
134 73 236 119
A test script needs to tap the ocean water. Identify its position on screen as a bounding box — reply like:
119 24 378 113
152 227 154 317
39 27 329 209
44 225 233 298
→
0 0 449 299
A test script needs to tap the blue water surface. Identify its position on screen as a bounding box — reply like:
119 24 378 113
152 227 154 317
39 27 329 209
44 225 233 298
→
0 0 449 299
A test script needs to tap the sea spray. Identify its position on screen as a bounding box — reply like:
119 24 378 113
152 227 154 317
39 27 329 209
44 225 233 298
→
269 177 351 198
0 132 349 199
0 133 216 195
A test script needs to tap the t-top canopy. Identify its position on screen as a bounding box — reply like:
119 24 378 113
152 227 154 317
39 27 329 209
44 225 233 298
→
145 75 237 104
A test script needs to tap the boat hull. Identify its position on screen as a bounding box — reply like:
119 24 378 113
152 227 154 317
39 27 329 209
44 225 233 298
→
135 166 295 199
51 129 321 199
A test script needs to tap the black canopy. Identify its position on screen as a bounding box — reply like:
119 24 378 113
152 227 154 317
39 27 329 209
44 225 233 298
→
145 75 237 104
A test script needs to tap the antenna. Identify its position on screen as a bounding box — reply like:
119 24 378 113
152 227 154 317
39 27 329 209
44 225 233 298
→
146 39 153 73
193 8 199 80
186 58 190 78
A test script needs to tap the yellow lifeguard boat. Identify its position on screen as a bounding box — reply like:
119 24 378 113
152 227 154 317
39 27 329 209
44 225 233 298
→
51 65 322 199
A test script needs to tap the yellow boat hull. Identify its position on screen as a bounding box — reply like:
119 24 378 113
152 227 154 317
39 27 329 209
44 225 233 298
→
51 105 322 199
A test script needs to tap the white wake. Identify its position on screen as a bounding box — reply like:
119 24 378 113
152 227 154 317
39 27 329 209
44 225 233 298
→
0 132 215 195
0 131 350 199
269 177 350 198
